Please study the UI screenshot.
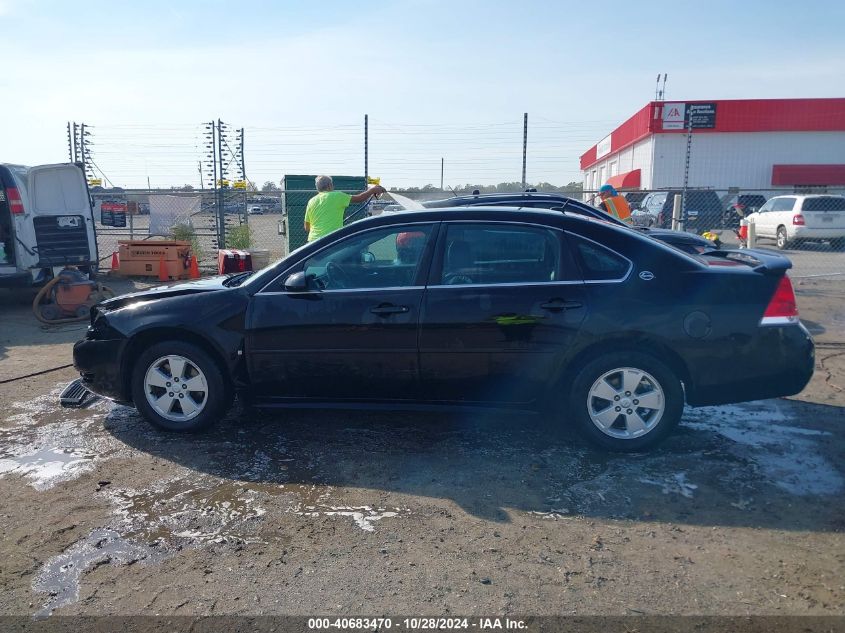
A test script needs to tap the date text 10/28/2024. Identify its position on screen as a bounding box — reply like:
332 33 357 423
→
308 618 528 630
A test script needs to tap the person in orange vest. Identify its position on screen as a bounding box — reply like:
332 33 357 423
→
598 184 632 224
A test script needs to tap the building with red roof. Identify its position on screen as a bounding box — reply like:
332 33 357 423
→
580 98 845 194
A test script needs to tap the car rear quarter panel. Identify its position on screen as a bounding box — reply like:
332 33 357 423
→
561 221 810 404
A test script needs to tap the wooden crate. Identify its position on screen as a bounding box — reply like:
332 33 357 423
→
116 240 191 280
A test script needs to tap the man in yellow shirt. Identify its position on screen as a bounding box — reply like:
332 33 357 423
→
304 175 386 242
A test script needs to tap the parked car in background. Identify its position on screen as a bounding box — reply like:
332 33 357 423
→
720 193 767 229
74 207 813 452
0 162 98 287
745 194 845 250
425 192 717 255
624 191 648 211
630 207 657 228
640 190 724 232
248 206 264 215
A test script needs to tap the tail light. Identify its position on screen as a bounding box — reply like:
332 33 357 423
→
5 187 23 214
761 275 799 326
792 214 805 226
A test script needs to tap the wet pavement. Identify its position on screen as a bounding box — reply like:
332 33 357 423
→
0 382 843 616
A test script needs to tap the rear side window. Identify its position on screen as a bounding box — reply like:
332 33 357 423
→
802 197 845 212
569 234 631 281
771 197 797 212
439 223 561 285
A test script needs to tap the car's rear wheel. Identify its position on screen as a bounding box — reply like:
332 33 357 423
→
131 340 231 432
776 226 791 250
568 352 683 452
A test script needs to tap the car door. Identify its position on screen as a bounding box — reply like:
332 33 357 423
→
769 197 798 237
418 221 587 405
749 198 775 237
245 222 438 402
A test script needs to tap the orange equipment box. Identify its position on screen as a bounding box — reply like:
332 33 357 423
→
117 240 192 280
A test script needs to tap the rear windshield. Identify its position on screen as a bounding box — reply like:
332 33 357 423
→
801 197 845 212
737 195 766 207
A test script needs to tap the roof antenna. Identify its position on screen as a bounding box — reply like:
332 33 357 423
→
656 73 668 101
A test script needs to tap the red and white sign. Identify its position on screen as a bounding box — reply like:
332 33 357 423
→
662 103 686 130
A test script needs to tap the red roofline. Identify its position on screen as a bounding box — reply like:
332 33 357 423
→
581 98 845 171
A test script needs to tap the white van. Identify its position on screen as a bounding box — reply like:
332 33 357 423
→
0 162 98 287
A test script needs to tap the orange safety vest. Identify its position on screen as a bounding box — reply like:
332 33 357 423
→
602 195 632 224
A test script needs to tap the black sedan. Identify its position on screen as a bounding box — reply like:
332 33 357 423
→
74 208 814 451
424 192 719 254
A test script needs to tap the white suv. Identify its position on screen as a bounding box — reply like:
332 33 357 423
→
746 194 845 250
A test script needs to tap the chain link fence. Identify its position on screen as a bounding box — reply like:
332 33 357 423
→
90 186 845 282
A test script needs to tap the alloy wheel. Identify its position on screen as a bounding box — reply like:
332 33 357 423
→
144 355 208 422
586 367 666 439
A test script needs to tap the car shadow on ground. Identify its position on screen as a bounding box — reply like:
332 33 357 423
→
102 397 845 532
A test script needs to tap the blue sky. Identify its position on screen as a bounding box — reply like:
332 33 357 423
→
2 0 844 188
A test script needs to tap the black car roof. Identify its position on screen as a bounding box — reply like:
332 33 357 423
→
360 205 568 227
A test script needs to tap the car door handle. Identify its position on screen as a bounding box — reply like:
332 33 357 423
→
540 299 583 312
370 304 410 316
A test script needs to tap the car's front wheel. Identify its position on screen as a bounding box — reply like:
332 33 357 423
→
131 340 231 432
568 352 684 452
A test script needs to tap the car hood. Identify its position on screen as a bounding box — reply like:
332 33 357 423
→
98 276 230 312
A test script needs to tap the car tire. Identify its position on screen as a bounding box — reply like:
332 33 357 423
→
131 340 231 432
567 352 684 452
776 226 791 250
831 238 845 251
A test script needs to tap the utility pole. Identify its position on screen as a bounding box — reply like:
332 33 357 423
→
364 114 369 182
238 127 246 184
72 123 79 163
521 113 528 189
681 112 693 231
216 118 226 248
441 157 444 191
67 122 74 162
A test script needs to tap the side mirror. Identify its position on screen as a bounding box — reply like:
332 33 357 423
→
283 271 308 292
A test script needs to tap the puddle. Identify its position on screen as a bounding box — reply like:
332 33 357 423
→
107 478 271 544
685 401 844 496
0 447 97 490
295 503 408 532
33 528 163 617
0 389 125 490
639 472 698 498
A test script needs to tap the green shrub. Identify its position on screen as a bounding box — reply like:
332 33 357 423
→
169 223 203 260
227 224 253 250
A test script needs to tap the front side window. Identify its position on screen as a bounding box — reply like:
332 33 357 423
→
302 224 434 291
439 223 561 286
